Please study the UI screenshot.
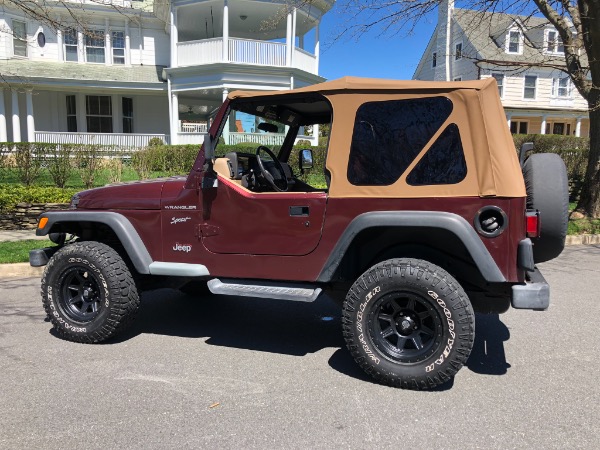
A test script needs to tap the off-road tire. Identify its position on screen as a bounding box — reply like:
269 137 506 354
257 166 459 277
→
41 241 140 343
523 153 569 263
342 258 475 390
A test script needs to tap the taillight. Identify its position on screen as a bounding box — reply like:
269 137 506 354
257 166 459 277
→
526 211 540 238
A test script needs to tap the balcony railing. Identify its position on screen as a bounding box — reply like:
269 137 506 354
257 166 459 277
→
180 123 208 133
34 132 170 149
227 132 286 146
176 38 317 74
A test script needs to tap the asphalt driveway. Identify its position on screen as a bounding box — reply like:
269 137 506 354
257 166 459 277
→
1 245 598 449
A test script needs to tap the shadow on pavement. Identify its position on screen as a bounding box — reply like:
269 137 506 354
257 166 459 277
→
111 289 345 357
467 313 511 375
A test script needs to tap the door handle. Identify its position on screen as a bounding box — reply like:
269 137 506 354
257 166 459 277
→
289 206 309 217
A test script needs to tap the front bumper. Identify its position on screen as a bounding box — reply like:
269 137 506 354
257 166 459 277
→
512 267 549 311
29 247 59 267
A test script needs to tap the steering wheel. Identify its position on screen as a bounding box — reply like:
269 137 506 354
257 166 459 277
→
255 146 289 192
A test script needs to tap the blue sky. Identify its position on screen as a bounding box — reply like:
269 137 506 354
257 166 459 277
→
317 8 438 81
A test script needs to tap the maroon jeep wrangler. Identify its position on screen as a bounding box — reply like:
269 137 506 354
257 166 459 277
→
31 77 568 390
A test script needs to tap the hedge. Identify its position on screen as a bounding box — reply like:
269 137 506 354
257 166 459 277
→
0 185 79 211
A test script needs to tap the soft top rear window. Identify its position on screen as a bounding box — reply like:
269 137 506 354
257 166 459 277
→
347 97 453 186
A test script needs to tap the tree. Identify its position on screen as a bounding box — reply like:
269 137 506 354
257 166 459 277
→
291 0 600 218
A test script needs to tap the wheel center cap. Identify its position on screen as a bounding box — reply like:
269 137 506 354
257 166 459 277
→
397 316 416 334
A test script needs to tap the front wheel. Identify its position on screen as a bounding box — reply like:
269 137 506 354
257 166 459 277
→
41 241 140 343
343 258 475 390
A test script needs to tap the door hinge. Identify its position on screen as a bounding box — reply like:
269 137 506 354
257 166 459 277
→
197 224 220 238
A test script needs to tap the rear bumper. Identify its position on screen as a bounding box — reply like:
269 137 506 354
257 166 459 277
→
511 267 549 311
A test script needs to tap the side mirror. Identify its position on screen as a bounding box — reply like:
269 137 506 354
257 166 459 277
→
204 133 215 161
299 149 313 173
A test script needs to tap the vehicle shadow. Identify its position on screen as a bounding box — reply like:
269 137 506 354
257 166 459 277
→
101 290 512 383
111 289 345 357
466 313 511 375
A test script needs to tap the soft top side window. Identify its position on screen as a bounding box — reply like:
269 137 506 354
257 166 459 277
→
347 97 453 186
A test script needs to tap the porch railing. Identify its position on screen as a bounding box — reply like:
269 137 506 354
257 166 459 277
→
176 38 316 74
227 132 286 146
34 132 170 149
180 123 208 133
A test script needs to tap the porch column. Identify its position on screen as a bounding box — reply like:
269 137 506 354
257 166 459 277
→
506 112 512 129
171 92 179 145
77 92 87 132
170 7 178 68
575 117 582 137
11 90 21 143
222 0 229 62
285 10 292 67
112 94 121 133
105 18 111 66
291 8 297 67
222 88 230 144
0 90 7 142
26 90 35 142
540 115 547 134
77 30 84 63
56 16 63 62
125 20 131 65
312 124 319 146
315 21 320 74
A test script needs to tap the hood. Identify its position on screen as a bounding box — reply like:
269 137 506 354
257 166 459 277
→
76 178 177 210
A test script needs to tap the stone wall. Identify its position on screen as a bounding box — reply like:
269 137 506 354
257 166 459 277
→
0 203 69 230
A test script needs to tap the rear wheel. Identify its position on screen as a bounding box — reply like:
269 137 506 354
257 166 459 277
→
343 258 475 390
42 241 140 343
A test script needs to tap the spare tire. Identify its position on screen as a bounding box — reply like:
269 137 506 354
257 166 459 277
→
523 153 569 263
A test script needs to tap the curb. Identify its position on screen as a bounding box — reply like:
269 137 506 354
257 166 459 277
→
0 263 43 279
0 235 599 279
565 234 600 246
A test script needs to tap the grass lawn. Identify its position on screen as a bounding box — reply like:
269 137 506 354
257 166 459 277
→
0 240 52 264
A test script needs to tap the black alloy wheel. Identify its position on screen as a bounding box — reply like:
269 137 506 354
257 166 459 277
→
59 266 104 322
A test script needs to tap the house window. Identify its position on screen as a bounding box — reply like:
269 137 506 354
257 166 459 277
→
455 42 462 60
112 31 125 64
13 20 27 57
86 95 113 133
546 30 564 54
123 97 133 133
66 95 77 132
510 121 528 134
552 77 572 97
524 75 537 99
64 28 78 62
492 73 504 97
432 52 437 68
85 30 105 63
507 30 522 54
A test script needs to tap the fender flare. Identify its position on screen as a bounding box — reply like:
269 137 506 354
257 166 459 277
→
316 211 506 283
36 211 153 274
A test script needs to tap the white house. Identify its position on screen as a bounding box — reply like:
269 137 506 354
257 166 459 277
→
0 0 333 147
413 1 590 138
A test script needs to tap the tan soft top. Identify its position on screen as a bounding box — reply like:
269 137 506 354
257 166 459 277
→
229 77 526 199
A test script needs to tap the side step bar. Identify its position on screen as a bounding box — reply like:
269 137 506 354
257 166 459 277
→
207 278 322 302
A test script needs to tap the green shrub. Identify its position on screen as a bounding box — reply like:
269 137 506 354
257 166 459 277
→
513 134 589 201
74 144 102 188
14 142 47 185
47 144 73 188
0 184 79 211
147 137 165 147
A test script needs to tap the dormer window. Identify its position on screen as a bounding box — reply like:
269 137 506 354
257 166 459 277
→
455 42 462 60
546 30 564 54
506 29 522 54
432 52 437 68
